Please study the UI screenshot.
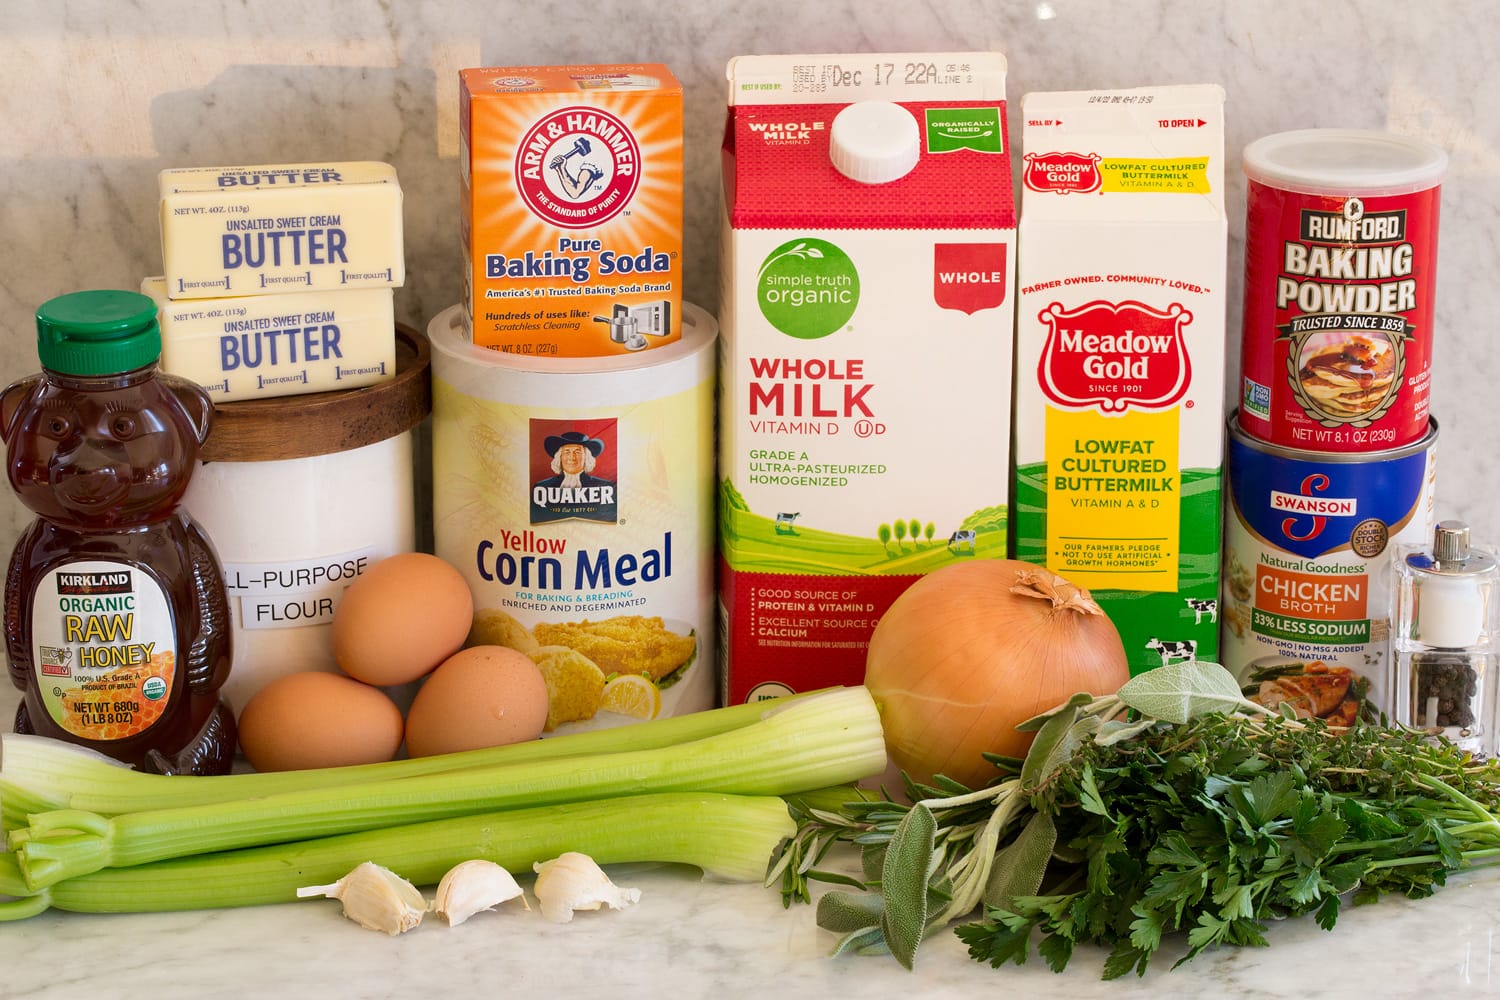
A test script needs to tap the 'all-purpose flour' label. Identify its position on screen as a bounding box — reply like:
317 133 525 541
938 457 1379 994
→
719 53 1017 703
1013 85 1228 675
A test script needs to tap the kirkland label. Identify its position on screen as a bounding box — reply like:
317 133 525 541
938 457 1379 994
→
30 561 177 741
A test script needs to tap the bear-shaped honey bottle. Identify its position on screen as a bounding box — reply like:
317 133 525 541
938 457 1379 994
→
3 290 236 774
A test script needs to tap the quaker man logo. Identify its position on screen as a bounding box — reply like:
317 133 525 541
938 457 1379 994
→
516 106 641 229
1036 300 1192 413
530 424 619 525
1022 151 1102 195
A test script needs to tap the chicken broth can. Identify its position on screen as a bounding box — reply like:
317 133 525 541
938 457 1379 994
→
427 302 716 735
1238 129 1446 451
1221 416 1437 723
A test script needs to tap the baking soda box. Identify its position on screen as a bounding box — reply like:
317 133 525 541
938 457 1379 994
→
460 65 683 357
719 53 1017 703
1013 85 1228 675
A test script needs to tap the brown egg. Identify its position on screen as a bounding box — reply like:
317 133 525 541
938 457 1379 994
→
237 671 404 772
332 552 474 686
404 646 550 758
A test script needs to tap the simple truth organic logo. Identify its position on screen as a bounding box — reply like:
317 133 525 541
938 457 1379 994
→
756 238 860 340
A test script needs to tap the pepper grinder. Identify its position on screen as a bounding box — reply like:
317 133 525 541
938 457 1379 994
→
1392 520 1499 755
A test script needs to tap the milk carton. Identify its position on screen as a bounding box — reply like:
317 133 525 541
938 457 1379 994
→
459 65 682 357
719 53 1017 703
1013 85 1228 674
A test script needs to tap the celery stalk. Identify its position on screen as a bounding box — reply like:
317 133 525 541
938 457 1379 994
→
1 690 815 827
0 791 794 921
12 686 885 891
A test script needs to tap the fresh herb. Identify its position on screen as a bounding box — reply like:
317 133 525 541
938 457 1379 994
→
769 662 1500 977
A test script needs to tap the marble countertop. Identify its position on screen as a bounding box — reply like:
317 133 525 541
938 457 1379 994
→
4 680 1500 998
6 858 1500 999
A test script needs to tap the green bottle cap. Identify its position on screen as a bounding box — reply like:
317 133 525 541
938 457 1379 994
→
35 290 162 376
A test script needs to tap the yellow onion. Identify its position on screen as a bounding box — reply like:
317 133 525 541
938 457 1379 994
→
864 559 1129 788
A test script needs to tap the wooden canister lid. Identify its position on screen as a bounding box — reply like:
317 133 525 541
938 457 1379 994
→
198 323 431 463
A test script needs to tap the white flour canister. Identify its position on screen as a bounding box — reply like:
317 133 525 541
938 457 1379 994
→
182 324 431 712
428 303 716 734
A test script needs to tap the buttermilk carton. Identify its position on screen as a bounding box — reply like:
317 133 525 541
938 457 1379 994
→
719 53 1017 703
459 65 683 357
1013 85 1228 675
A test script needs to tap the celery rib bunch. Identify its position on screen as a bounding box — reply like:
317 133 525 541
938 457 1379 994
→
0 686 886 920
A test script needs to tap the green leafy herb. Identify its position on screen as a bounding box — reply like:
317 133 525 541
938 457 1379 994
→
768 662 1500 977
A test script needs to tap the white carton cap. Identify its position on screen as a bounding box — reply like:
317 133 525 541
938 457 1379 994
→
830 101 920 184
1242 128 1448 197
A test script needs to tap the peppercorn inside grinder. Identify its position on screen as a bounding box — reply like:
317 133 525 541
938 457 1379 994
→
1392 520 1499 755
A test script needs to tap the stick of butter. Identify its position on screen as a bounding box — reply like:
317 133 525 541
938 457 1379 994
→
142 277 396 402
159 162 405 300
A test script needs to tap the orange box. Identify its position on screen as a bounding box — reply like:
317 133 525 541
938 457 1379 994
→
459 65 684 357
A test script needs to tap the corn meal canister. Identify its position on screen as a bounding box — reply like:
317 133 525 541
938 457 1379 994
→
428 302 716 734
1238 129 1446 452
1221 415 1437 726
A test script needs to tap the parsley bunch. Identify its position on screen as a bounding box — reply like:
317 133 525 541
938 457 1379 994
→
770 662 1500 978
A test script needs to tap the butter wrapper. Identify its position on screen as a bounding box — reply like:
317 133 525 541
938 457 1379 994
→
142 277 396 402
159 161 405 299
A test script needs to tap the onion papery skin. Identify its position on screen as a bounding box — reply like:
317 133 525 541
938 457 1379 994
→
863 559 1129 789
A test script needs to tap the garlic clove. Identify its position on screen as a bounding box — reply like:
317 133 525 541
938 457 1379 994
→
531 851 641 924
297 861 428 935
433 859 529 926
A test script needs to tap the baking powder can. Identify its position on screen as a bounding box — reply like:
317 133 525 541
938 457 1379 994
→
1238 129 1446 451
428 302 716 734
1221 415 1437 723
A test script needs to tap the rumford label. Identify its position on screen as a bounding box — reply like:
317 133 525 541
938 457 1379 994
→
460 65 683 357
1014 85 1227 676
1239 172 1441 451
719 52 1016 704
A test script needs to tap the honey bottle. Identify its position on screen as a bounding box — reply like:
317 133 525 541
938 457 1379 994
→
2 290 236 774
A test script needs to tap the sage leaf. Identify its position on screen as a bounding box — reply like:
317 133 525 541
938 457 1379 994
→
1093 717 1159 747
880 802 937 970
1022 710 1103 791
1015 691 1097 732
860 842 886 881
1117 660 1255 723
983 811 1057 909
816 890 885 933
829 924 889 957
